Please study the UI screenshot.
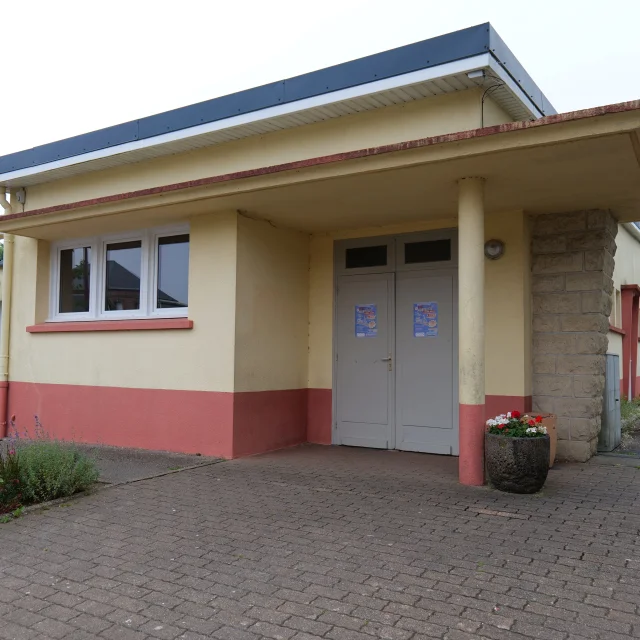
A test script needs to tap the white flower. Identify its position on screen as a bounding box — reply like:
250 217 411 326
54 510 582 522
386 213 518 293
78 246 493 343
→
506 412 512 418
525 427 537 434
537 426 547 434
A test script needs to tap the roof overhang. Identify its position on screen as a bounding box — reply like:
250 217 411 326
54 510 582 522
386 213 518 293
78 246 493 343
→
0 23 553 189
1 101 638 238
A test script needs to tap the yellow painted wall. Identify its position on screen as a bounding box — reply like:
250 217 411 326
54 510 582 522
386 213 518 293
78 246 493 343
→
608 224 640 380
234 216 310 392
24 91 512 212
485 211 531 397
9 211 239 392
307 211 531 397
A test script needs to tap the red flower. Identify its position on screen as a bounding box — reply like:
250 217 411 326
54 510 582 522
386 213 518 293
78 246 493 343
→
535 415 543 423
512 411 521 419
528 419 536 426
497 424 504 429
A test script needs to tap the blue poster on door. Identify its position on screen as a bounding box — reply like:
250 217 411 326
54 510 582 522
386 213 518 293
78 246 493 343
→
414 302 438 337
355 304 378 338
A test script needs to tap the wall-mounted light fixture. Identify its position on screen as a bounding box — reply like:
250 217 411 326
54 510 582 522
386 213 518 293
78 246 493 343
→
467 70 485 80
484 239 505 260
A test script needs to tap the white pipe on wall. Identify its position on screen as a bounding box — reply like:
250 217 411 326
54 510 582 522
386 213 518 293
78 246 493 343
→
0 191 14 437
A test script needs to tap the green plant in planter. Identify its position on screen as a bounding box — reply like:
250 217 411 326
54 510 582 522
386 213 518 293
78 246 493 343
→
486 411 548 437
485 411 550 494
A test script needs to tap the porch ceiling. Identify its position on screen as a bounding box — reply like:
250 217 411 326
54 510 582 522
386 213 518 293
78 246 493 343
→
3 105 640 239
213 132 640 231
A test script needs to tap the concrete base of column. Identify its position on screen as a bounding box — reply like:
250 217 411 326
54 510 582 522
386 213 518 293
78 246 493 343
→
459 403 485 486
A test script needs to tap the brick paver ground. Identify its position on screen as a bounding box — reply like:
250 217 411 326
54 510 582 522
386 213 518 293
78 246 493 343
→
1 445 640 640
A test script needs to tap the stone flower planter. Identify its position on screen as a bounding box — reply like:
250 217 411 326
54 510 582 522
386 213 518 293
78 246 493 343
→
485 433 550 494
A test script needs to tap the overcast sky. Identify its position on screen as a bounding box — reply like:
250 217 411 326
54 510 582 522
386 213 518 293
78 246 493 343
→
3 0 639 156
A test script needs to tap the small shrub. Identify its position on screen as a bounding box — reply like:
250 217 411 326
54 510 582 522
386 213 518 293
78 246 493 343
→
0 448 22 515
620 397 640 449
10 418 99 505
18 440 99 503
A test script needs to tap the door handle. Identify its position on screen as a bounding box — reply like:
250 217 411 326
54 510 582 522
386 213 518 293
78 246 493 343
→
381 356 392 361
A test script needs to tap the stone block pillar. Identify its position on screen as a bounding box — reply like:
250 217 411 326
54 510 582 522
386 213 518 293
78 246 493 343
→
531 210 617 462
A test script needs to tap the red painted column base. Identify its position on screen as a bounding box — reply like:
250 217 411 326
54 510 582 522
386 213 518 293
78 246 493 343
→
459 403 485 486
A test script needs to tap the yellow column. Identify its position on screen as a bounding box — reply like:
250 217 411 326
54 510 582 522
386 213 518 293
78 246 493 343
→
458 177 486 485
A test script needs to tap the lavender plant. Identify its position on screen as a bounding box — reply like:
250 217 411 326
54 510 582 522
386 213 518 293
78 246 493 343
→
0 445 21 515
10 417 99 505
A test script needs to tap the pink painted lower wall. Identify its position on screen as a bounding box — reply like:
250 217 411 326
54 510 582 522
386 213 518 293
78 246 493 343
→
303 390 534 444
7 383 534 458
307 388 332 445
8 382 315 459
233 389 308 457
8 381 235 458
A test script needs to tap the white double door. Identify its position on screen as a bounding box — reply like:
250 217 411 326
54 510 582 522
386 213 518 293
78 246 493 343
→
335 270 458 454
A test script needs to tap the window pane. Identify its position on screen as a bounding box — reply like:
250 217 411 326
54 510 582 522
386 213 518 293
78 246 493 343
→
404 239 451 264
105 240 142 311
157 234 189 309
345 245 387 269
59 247 91 313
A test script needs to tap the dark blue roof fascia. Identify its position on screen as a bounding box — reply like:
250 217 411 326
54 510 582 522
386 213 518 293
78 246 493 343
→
0 23 554 176
487 26 556 118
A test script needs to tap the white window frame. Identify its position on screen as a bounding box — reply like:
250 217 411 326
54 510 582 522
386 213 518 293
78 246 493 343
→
49 224 190 322
50 238 99 321
149 226 192 319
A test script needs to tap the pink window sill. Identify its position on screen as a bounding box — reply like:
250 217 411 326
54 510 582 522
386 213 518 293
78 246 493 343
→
26 319 193 333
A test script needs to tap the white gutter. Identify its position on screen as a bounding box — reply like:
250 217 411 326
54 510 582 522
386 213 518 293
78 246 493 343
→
0 190 13 437
0 53 543 186
623 222 640 243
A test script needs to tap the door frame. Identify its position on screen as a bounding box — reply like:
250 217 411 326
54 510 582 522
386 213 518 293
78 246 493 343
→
332 229 458 447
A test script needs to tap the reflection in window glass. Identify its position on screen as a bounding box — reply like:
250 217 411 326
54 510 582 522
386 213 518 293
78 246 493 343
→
404 239 451 264
157 235 189 309
345 245 387 269
105 240 142 311
59 247 91 313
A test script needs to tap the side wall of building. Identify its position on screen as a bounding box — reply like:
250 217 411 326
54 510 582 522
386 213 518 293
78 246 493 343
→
7 211 240 457
3 87 516 458
233 215 310 456
607 224 640 395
